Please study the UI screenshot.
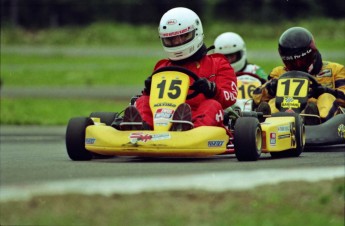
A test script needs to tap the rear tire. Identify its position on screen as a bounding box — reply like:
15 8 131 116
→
89 112 118 126
66 117 93 161
270 112 305 158
234 117 262 161
241 111 259 118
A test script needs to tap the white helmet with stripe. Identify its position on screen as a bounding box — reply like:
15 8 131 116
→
159 7 204 61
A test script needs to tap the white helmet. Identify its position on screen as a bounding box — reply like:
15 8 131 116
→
158 7 204 61
214 32 247 72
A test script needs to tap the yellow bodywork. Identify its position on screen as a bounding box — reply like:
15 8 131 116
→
237 76 261 99
150 71 190 131
85 124 229 157
85 70 229 158
260 117 296 152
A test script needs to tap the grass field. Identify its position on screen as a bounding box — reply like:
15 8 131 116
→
1 178 344 226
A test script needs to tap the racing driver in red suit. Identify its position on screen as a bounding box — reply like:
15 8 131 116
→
123 7 237 130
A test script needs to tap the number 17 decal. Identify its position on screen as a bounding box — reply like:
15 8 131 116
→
276 78 308 97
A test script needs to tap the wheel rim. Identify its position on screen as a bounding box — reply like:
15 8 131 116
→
255 127 262 155
301 124 306 147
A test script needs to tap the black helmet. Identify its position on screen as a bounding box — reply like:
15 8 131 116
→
278 27 318 73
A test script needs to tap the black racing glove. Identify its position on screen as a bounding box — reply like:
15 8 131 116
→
190 78 217 98
313 85 337 98
266 79 278 97
143 76 152 95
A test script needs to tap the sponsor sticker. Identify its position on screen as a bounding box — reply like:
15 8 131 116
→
281 48 312 60
270 133 276 145
154 102 177 108
160 26 194 37
278 125 290 133
317 69 332 78
281 97 300 109
278 134 291 139
154 108 174 120
167 19 177 25
85 138 96 144
129 132 171 144
208 140 224 147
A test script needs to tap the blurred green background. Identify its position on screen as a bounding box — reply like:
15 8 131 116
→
1 0 344 125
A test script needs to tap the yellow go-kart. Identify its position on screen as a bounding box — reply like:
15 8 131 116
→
273 71 345 148
65 67 305 161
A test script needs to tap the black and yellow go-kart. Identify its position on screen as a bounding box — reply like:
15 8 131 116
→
273 71 345 147
65 66 305 162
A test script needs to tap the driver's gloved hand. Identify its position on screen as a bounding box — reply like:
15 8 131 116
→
143 76 152 95
313 85 337 98
223 105 241 129
190 78 217 98
266 79 278 97
224 105 240 120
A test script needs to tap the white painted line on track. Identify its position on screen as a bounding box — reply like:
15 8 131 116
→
1 166 344 202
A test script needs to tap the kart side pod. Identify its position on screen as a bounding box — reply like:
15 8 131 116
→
234 113 305 161
262 113 305 158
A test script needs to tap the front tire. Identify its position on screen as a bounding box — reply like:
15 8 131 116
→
89 112 118 126
234 117 262 161
66 117 93 161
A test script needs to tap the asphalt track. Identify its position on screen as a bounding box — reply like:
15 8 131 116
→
1 125 344 202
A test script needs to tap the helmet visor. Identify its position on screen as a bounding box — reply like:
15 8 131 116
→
225 51 243 64
280 48 316 72
161 30 195 47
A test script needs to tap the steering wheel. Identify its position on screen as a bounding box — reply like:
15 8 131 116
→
278 70 322 98
151 66 201 99
236 71 267 84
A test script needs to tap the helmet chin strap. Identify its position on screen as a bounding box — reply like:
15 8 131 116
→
170 44 207 65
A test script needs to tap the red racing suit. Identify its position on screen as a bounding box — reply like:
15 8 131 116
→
135 53 237 128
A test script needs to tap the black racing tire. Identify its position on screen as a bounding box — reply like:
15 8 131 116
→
270 112 305 158
89 112 118 126
241 111 259 118
66 117 93 161
234 117 262 161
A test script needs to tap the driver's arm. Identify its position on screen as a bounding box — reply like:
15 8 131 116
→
333 63 345 106
252 66 284 105
142 59 171 96
211 56 238 109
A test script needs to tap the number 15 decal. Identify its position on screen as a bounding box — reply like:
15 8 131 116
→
157 79 182 99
